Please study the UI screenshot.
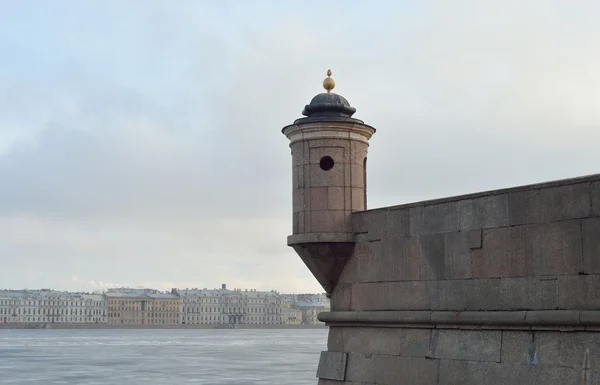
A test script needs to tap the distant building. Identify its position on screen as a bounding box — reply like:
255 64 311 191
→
105 288 181 326
0 290 106 324
282 307 302 325
175 286 282 325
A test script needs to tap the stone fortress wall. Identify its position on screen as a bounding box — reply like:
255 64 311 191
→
282 71 600 384
319 174 600 384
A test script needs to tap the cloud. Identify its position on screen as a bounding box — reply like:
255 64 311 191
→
0 0 599 292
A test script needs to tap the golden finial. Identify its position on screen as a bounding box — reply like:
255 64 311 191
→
322 69 335 93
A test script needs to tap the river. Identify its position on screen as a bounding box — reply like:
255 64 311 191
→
0 328 328 384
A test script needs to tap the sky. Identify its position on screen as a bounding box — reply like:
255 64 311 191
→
0 0 599 294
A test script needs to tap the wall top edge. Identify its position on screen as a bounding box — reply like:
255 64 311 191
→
355 173 600 215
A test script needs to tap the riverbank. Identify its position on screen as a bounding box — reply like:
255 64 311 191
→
0 323 327 330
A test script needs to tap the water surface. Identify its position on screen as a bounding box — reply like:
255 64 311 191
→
0 328 328 384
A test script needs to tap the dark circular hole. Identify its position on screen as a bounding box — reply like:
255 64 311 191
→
319 156 335 171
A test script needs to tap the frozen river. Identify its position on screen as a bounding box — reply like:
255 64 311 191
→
0 328 328 384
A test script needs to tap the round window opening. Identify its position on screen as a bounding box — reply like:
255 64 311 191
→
319 156 335 171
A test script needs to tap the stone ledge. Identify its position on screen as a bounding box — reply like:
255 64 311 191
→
287 233 355 245
354 173 600 214
318 310 600 328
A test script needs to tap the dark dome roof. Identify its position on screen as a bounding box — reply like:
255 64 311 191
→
294 92 363 124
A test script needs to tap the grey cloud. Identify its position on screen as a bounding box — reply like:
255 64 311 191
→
0 0 599 292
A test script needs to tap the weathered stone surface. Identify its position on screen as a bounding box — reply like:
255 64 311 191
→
344 353 373 383
308 187 329 211
388 281 429 310
316 351 348 381
351 211 368 234
293 188 306 212
328 327 344 351
465 279 502 310
583 218 600 273
344 327 402 355
444 232 472 279
420 234 445 280
309 146 348 165
432 329 502 362
472 226 531 278
371 355 438 385
530 221 582 275
380 237 421 281
593 182 600 216
309 163 346 187
468 229 483 249
428 280 467 311
354 242 383 283
330 283 352 311
409 202 459 236
501 277 558 310
558 332 600 371
438 360 542 385
310 210 348 233
385 208 410 238
508 183 591 225
351 283 390 311
458 194 510 230
558 275 600 310
501 331 559 365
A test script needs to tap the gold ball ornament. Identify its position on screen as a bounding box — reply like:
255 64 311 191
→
322 69 335 93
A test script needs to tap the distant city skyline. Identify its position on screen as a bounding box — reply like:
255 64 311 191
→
1 1 599 293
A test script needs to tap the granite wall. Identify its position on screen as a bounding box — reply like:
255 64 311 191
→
316 174 600 384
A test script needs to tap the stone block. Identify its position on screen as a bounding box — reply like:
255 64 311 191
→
364 209 386 241
501 277 558 310
381 237 421 281
558 275 600 310
465 279 501 310
371 355 439 385
558 332 600 371
468 229 483 249
458 194 510 230
501 331 559 365
344 353 373 383
292 212 299 234
351 283 390 311
385 208 410 238
330 283 352 311
432 329 502 362
420 234 446 280
310 210 348 233
298 211 305 233
326 186 345 211
438 360 537 385
316 351 348 381
309 163 345 187
293 188 306 212
444 232 472 279
530 221 582 275
508 182 591 225
583 218 600 273
428 280 467 311
350 187 364 211
388 281 429 310
472 226 532 278
350 164 364 188
351 212 368 233
399 328 432 358
327 327 344 351
308 187 329 211
593 182 600 216
409 202 459 236
309 145 348 165
293 165 300 189
355 242 383 283
344 327 402 356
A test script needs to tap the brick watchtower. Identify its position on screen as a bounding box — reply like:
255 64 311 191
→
281 70 376 296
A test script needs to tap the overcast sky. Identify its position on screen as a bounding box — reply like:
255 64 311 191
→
0 1 598 294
